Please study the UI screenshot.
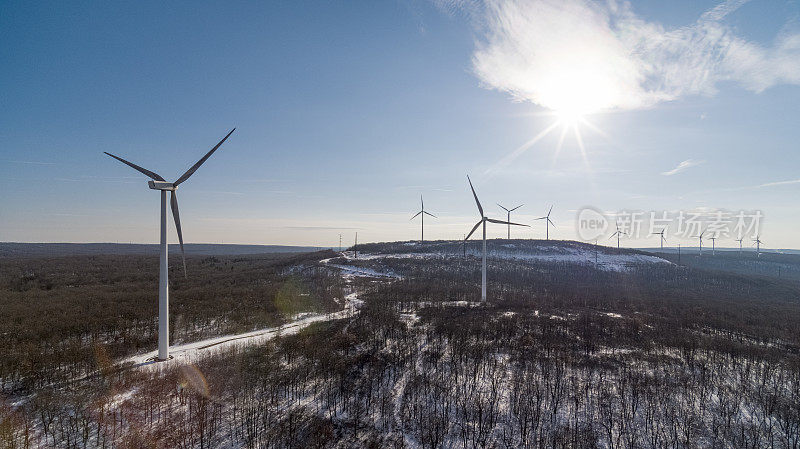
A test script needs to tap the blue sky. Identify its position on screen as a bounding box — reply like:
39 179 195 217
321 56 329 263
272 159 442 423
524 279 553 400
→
2 0 799 248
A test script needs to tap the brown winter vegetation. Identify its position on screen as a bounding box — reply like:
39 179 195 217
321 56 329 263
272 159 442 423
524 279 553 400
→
2 241 800 448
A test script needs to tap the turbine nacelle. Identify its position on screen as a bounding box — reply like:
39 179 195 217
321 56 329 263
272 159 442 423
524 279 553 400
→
148 181 177 191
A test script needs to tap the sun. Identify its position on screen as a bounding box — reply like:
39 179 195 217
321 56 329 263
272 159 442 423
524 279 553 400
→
485 75 612 176
554 107 585 127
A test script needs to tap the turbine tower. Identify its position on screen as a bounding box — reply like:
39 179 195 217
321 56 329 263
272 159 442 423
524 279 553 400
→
735 237 744 254
709 235 717 256
609 222 627 248
537 205 555 240
497 203 523 239
753 235 763 257
105 128 235 361
465 176 528 302
695 230 706 256
652 227 667 250
410 194 436 243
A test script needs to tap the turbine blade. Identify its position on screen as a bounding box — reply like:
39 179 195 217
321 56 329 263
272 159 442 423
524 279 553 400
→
170 190 187 278
174 128 235 185
487 218 529 227
103 152 165 181
510 204 524 212
609 232 618 239
497 203 509 212
548 218 555 226
547 205 553 217
410 211 422 220
423 211 437 218
465 220 482 240
467 175 483 217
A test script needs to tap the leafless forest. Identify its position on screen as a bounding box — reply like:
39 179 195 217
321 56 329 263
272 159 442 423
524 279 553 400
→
1 240 799 448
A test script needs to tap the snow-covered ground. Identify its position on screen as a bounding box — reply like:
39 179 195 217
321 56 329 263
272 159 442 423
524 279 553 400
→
348 243 670 272
324 262 401 279
114 253 388 371
121 306 357 369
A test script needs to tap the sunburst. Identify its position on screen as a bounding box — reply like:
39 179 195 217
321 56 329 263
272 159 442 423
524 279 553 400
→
485 107 604 177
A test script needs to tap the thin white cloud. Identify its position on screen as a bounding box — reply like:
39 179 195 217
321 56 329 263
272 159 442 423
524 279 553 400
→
453 0 800 113
661 159 704 176
757 179 800 188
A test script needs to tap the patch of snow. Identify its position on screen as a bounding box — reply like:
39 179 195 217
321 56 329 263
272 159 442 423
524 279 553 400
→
399 312 420 326
106 388 137 410
121 301 360 370
350 246 670 272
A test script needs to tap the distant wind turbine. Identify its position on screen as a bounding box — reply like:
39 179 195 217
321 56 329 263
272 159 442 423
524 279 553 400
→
609 222 627 248
497 203 524 239
465 176 529 302
695 229 706 256
652 227 667 250
753 235 763 257
410 194 436 242
104 128 235 361
537 205 555 240
709 235 717 256
735 237 744 254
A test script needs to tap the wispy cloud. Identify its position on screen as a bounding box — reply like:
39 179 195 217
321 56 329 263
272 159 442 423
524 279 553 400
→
757 179 800 188
661 159 704 176
5 160 58 165
448 0 800 113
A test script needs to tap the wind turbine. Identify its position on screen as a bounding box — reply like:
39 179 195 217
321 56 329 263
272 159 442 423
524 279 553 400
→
609 222 626 248
695 230 706 256
537 205 555 240
105 128 235 361
410 194 436 242
735 237 744 254
652 227 667 250
465 176 529 302
709 235 717 256
497 203 523 239
753 235 763 257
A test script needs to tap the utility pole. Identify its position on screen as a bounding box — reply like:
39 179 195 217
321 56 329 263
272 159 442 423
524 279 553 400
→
678 243 681 265
354 232 358 259
462 234 466 258
595 239 598 265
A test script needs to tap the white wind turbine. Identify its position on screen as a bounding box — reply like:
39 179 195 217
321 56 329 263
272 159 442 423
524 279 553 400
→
537 205 555 240
753 235 763 257
105 128 235 361
735 237 744 254
696 229 706 256
497 203 523 239
709 235 717 256
410 194 436 243
609 222 627 248
465 176 528 302
652 227 668 250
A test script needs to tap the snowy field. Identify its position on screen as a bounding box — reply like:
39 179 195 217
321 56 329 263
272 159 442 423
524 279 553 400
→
347 241 671 272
